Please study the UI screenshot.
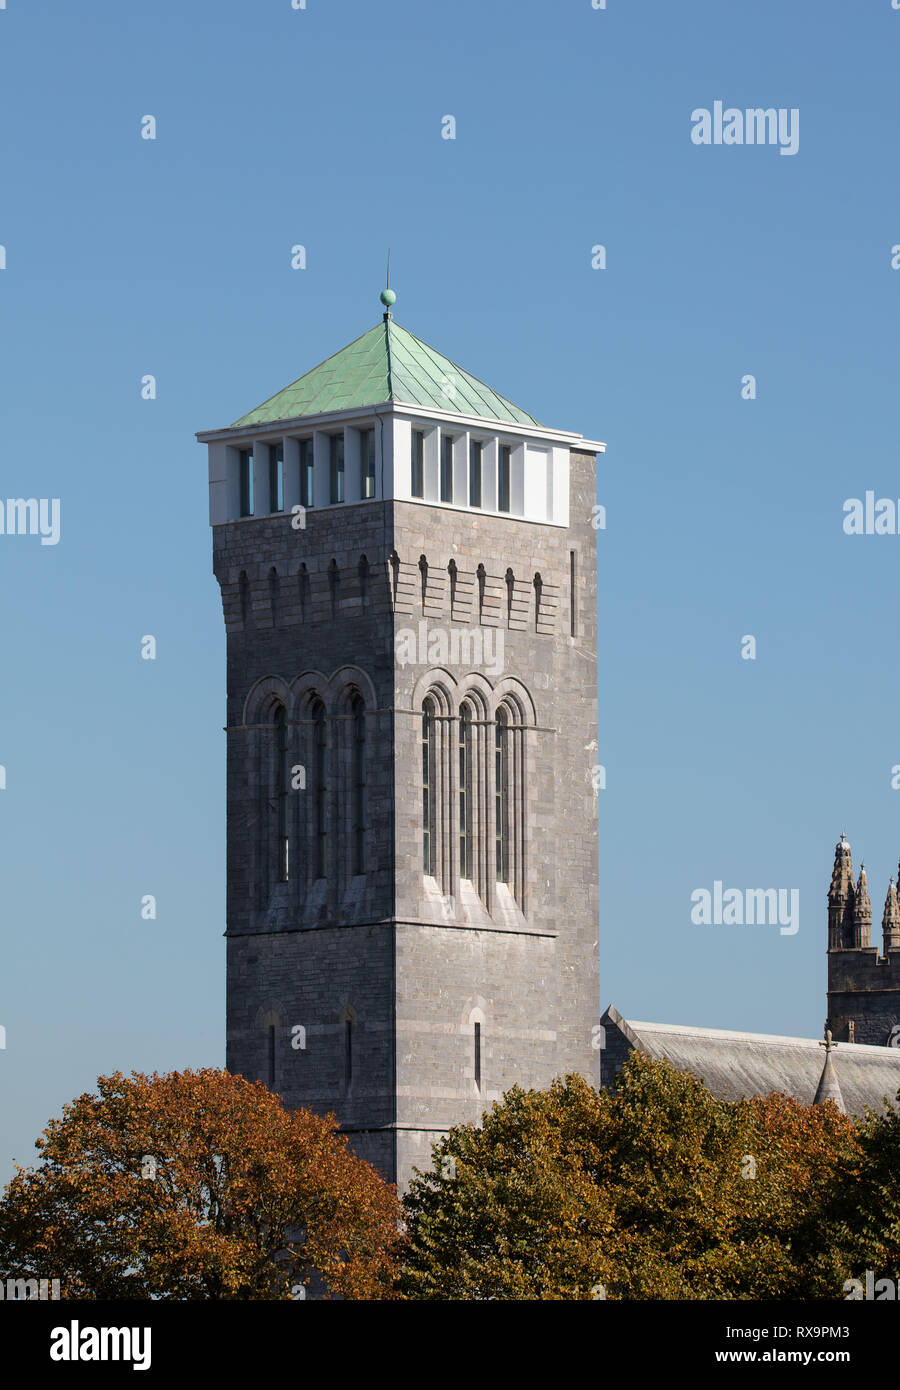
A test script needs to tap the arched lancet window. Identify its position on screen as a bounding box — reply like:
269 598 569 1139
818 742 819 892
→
312 698 327 880
351 693 366 875
328 559 339 621
533 572 543 632
495 706 510 884
459 701 473 880
448 559 457 615
268 567 279 626
273 703 289 882
477 564 486 624
505 568 515 627
474 1020 482 1091
358 554 369 605
422 697 436 875
419 555 428 613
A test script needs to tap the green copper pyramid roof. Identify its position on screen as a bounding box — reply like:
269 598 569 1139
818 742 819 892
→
230 318 543 429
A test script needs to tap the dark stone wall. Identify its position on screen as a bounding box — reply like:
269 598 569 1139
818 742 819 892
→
828 948 900 1045
214 447 602 1188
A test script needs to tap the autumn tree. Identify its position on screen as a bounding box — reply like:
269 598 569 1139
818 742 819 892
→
399 1055 858 1300
0 1068 400 1299
809 1095 900 1291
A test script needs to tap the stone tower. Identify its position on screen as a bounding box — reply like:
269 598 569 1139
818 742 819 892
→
197 292 605 1188
827 833 900 1047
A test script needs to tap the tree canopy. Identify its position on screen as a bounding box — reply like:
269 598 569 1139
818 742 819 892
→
0 1067 400 1299
399 1055 860 1300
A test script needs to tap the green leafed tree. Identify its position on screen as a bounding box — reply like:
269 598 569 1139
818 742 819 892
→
399 1055 858 1300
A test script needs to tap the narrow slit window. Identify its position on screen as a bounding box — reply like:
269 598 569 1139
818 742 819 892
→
344 1018 353 1089
330 434 345 504
570 550 577 637
239 449 254 517
459 705 472 880
422 699 435 875
269 443 284 512
360 429 376 499
412 430 425 498
351 694 366 876
495 707 509 883
274 703 289 882
268 1023 276 1089
474 1021 482 1091
313 700 327 879
498 446 511 513
469 440 482 508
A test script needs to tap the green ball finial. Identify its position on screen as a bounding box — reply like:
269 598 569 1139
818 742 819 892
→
380 287 396 309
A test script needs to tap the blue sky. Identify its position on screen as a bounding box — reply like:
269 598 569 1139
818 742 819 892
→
2 0 899 1179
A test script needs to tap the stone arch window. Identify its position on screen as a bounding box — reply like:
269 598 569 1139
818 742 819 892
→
268 567 280 626
239 571 251 628
494 697 526 907
339 1004 357 1092
533 572 543 632
272 702 289 884
505 568 515 627
298 563 310 621
495 705 510 886
422 696 436 875
419 555 428 613
358 554 369 605
311 697 327 880
350 692 367 876
262 1009 282 1089
328 559 340 621
448 558 457 614
477 564 486 624
458 700 474 881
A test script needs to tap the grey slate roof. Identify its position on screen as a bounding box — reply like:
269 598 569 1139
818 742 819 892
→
602 1005 900 1117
